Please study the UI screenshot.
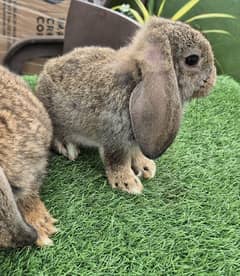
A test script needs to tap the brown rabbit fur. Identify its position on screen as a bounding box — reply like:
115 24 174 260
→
0 66 57 248
36 17 216 194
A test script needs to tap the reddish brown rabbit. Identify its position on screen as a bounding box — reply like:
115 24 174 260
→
0 66 56 248
36 17 216 194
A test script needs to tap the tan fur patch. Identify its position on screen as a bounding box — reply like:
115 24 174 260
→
18 195 57 247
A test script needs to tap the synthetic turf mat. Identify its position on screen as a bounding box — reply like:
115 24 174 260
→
0 75 240 275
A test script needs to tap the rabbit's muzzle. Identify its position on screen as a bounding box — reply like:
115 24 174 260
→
193 66 217 98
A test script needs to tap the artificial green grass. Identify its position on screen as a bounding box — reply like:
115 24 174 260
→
1 75 240 275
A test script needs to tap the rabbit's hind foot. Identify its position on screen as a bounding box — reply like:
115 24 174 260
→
18 196 58 247
53 139 80 161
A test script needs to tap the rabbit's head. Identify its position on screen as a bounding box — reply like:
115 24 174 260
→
164 18 216 101
0 168 37 248
129 17 216 159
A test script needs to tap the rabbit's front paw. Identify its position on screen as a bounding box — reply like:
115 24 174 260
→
106 167 143 194
19 197 58 247
66 143 80 161
53 139 80 161
132 151 156 179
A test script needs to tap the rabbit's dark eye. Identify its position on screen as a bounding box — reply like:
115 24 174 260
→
185 55 199 66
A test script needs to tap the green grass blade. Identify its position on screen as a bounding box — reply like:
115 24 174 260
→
186 13 236 23
171 0 200 21
112 5 123 10
112 5 121 11
134 0 150 21
112 2 145 24
112 4 130 13
148 0 155 15
157 0 167 17
214 57 224 73
202 29 232 36
129 8 145 24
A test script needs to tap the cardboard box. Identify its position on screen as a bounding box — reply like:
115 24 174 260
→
0 0 71 65
0 0 107 73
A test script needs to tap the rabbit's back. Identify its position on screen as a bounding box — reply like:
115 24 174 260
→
36 47 137 145
40 47 117 98
0 66 52 195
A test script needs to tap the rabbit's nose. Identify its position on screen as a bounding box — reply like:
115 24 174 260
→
14 224 38 247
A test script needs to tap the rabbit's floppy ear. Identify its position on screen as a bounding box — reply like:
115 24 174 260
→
129 40 182 159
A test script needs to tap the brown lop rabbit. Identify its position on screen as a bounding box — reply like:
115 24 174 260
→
0 66 57 248
36 17 216 194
